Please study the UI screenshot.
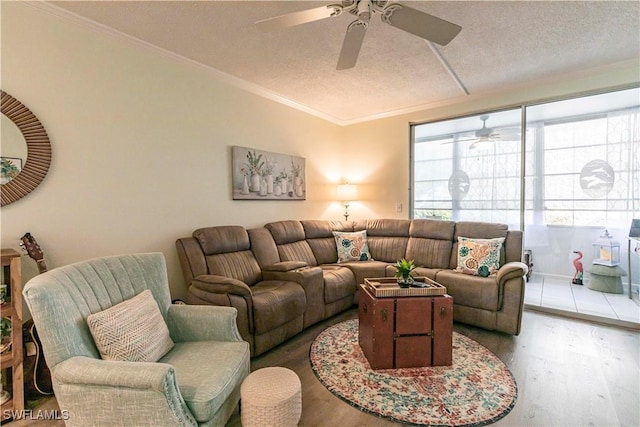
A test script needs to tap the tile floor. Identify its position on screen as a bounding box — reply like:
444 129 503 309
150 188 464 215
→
524 273 640 328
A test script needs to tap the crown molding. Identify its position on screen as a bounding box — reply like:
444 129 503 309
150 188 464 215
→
25 1 347 125
21 2 640 128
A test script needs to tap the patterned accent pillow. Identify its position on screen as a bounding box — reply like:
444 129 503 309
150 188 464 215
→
87 289 174 362
456 237 505 277
333 230 372 263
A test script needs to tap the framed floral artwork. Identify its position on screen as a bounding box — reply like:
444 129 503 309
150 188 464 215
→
232 146 305 200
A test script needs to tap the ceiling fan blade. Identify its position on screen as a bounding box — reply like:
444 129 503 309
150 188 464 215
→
382 4 461 46
496 127 522 138
256 5 341 32
336 20 367 70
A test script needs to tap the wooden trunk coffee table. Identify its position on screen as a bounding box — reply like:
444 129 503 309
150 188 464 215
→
358 278 453 370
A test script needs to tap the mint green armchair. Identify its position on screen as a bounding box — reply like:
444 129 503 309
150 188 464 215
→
23 253 250 426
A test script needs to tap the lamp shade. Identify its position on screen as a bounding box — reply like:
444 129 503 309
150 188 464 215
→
337 184 358 201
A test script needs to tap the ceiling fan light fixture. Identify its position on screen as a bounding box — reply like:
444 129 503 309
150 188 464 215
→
357 0 372 21
470 137 494 151
474 114 493 138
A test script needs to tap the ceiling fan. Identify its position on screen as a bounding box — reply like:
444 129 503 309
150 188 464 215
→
445 115 522 150
255 0 462 70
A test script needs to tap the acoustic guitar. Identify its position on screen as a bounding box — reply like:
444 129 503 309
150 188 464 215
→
20 232 48 274
19 232 54 397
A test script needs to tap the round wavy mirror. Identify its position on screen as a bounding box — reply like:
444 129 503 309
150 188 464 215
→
1 91 52 206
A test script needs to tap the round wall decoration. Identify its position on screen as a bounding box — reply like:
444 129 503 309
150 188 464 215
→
0 91 52 206
448 170 470 200
580 159 615 198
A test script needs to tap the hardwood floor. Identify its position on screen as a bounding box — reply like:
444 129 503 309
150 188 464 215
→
9 308 639 426
229 309 640 427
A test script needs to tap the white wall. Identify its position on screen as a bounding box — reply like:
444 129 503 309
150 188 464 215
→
2 2 638 303
0 2 347 299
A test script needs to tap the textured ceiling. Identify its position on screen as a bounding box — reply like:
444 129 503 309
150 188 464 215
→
48 1 640 124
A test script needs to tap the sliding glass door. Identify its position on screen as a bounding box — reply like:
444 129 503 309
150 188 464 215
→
411 87 639 281
412 108 523 228
523 89 639 276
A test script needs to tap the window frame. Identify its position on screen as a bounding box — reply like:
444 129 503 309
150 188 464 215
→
409 85 640 230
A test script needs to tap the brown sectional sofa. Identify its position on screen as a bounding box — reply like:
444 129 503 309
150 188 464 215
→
176 218 527 356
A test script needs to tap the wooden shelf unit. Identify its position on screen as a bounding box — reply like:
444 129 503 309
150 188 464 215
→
1 249 24 420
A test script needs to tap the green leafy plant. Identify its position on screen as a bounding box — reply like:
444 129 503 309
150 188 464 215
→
1 158 20 179
0 317 11 354
291 159 302 178
278 169 289 183
394 258 416 282
261 158 276 178
0 317 11 340
244 150 264 175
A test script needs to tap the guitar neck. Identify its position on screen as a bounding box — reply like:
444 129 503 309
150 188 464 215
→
35 259 48 274
20 233 48 274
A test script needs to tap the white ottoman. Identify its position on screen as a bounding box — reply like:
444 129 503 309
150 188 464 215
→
241 367 302 427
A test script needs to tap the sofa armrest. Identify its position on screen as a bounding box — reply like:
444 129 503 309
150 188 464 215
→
55 356 173 390
262 261 308 272
497 261 528 283
262 265 325 327
54 356 197 426
191 274 252 296
166 304 244 342
262 265 322 284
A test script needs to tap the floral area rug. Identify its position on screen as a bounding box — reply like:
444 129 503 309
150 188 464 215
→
310 319 517 426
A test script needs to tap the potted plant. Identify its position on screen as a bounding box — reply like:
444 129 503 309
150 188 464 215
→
394 258 416 287
0 317 12 354
244 150 264 192
262 158 276 194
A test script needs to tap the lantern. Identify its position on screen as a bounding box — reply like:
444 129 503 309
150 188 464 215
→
592 229 620 266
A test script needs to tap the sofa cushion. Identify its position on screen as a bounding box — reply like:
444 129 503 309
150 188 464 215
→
435 270 501 311
340 260 388 289
86 290 174 362
205 251 263 286
354 219 411 236
406 219 455 269
456 237 505 277
333 231 372 262
265 220 306 245
251 281 306 334
410 266 443 281
307 237 339 265
277 240 318 266
302 220 352 264
321 266 357 303
353 219 410 262
160 340 250 423
265 221 319 266
301 219 352 238
194 226 250 255
365 236 408 263
410 219 456 240
406 238 453 269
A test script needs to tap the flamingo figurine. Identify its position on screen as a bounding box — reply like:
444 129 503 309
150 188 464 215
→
572 251 584 285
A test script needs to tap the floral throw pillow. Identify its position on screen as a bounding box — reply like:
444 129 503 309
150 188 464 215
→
333 230 372 263
456 236 505 277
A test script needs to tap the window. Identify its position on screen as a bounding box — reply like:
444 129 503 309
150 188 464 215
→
412 108 522 228
411 88 639 230
525 92 639 227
